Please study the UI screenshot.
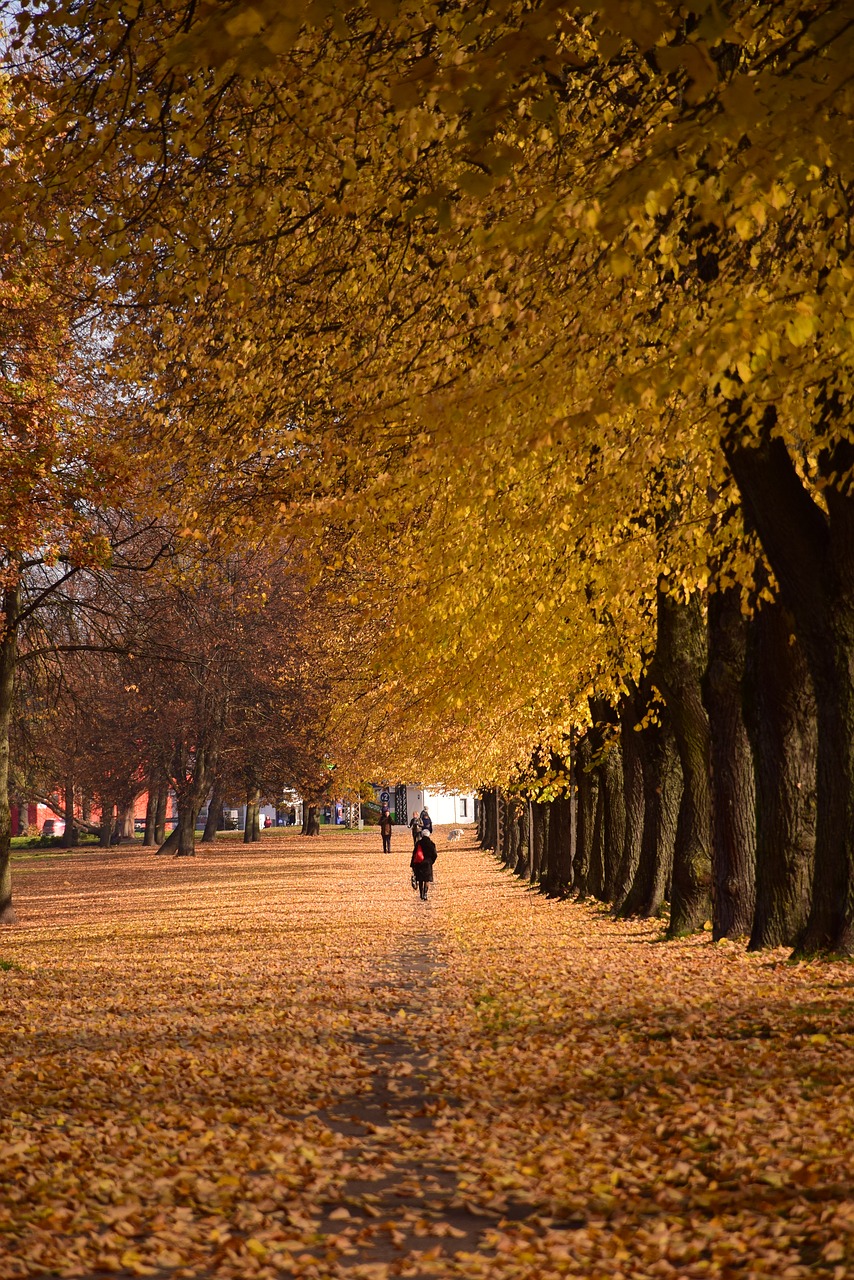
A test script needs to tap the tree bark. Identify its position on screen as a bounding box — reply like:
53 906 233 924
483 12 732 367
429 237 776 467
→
725 423 854 954
588 770 606 900
655 589 713 936
99 802 114 848
119 801 135 843
704 586 757 939
600 741 625 903
244 789 261 843
0 583 19 923
202 781 224 843
545 794 572 895
514 802 531 879
153 781 168 846
304 804 320 836
531 800 549 884
612 691 646 912
618 707 682 919
174 803 197 856
504 797 520 869
573 735 598 898
745 598 817 949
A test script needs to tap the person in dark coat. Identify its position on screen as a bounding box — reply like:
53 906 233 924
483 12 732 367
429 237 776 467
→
419 807 433 834
410 832 437 900
409 811 422 848
379 805 393 853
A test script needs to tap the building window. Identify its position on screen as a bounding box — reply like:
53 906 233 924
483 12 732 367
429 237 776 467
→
459 798 468 817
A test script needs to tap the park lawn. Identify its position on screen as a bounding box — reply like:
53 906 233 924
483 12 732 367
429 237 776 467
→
0 831 852 1279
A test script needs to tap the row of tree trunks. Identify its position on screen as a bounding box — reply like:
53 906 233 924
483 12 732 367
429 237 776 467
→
480 582 819 951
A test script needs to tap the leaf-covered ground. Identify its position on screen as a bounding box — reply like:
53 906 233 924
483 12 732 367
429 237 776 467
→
1 830 853 1279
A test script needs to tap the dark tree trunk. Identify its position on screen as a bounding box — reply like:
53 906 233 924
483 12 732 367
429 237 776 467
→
531 801 549 884
600 742 625 903
514 802 531 879
153 782 168 846
99 802 114 848
545 794 572 895
504 797 521 870
725 423 854 954
612 691 645 912
0 584 19 924
304 804 320 836
573 735 598 898
202 781 224 844
588 770 606 900
745 598 817 949
704 587 757 939
655 589 713 936
244 789 262 843
61 778 77 849
157 826 180 855
618 709 682 919
173 804 197 856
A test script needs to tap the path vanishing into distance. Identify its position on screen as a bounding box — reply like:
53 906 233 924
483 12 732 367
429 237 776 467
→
1 829 853 1280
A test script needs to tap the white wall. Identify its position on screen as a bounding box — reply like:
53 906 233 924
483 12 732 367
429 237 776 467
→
404 786 476 825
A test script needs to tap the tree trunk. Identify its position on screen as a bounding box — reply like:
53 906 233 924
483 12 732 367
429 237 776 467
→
504 798 521 870
514 802 531 879
745 598 817 949
0 584 19 924
573 735 598 898
655 589 713 936
545 794 572 895
202 781 224 843
143 777 157 847
725 423 854 954
120 802 135 843
174 804 197 857
531 800 549 884
704 587 757 939
304 804 320 836
153 782 168 846
588 771 606 900
618 709 682 919
244 788 261 843
600 742 625 903
61 777 77 849
99 802 114 848
157 826 180 855
612 691 645 912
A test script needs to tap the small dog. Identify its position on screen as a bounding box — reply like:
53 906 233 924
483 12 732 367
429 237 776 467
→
448 828 464 842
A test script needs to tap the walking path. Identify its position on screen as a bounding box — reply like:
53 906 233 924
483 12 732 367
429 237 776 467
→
1 829 852 1278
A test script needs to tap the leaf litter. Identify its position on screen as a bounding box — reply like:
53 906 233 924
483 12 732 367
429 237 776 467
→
1 833 853 1278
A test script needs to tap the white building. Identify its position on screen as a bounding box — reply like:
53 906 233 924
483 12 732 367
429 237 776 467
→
375 784 476 826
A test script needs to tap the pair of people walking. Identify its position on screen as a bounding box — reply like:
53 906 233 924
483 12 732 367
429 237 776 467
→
409 807 432 845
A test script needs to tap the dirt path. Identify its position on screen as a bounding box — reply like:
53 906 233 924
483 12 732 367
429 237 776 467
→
1 829 853 1278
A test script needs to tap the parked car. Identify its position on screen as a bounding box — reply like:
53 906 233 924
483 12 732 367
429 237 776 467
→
41 819 65 837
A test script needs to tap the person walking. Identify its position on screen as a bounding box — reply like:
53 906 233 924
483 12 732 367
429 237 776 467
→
419 807 433 835
410 830 438 900
379 805 393 853
409 810 422 848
